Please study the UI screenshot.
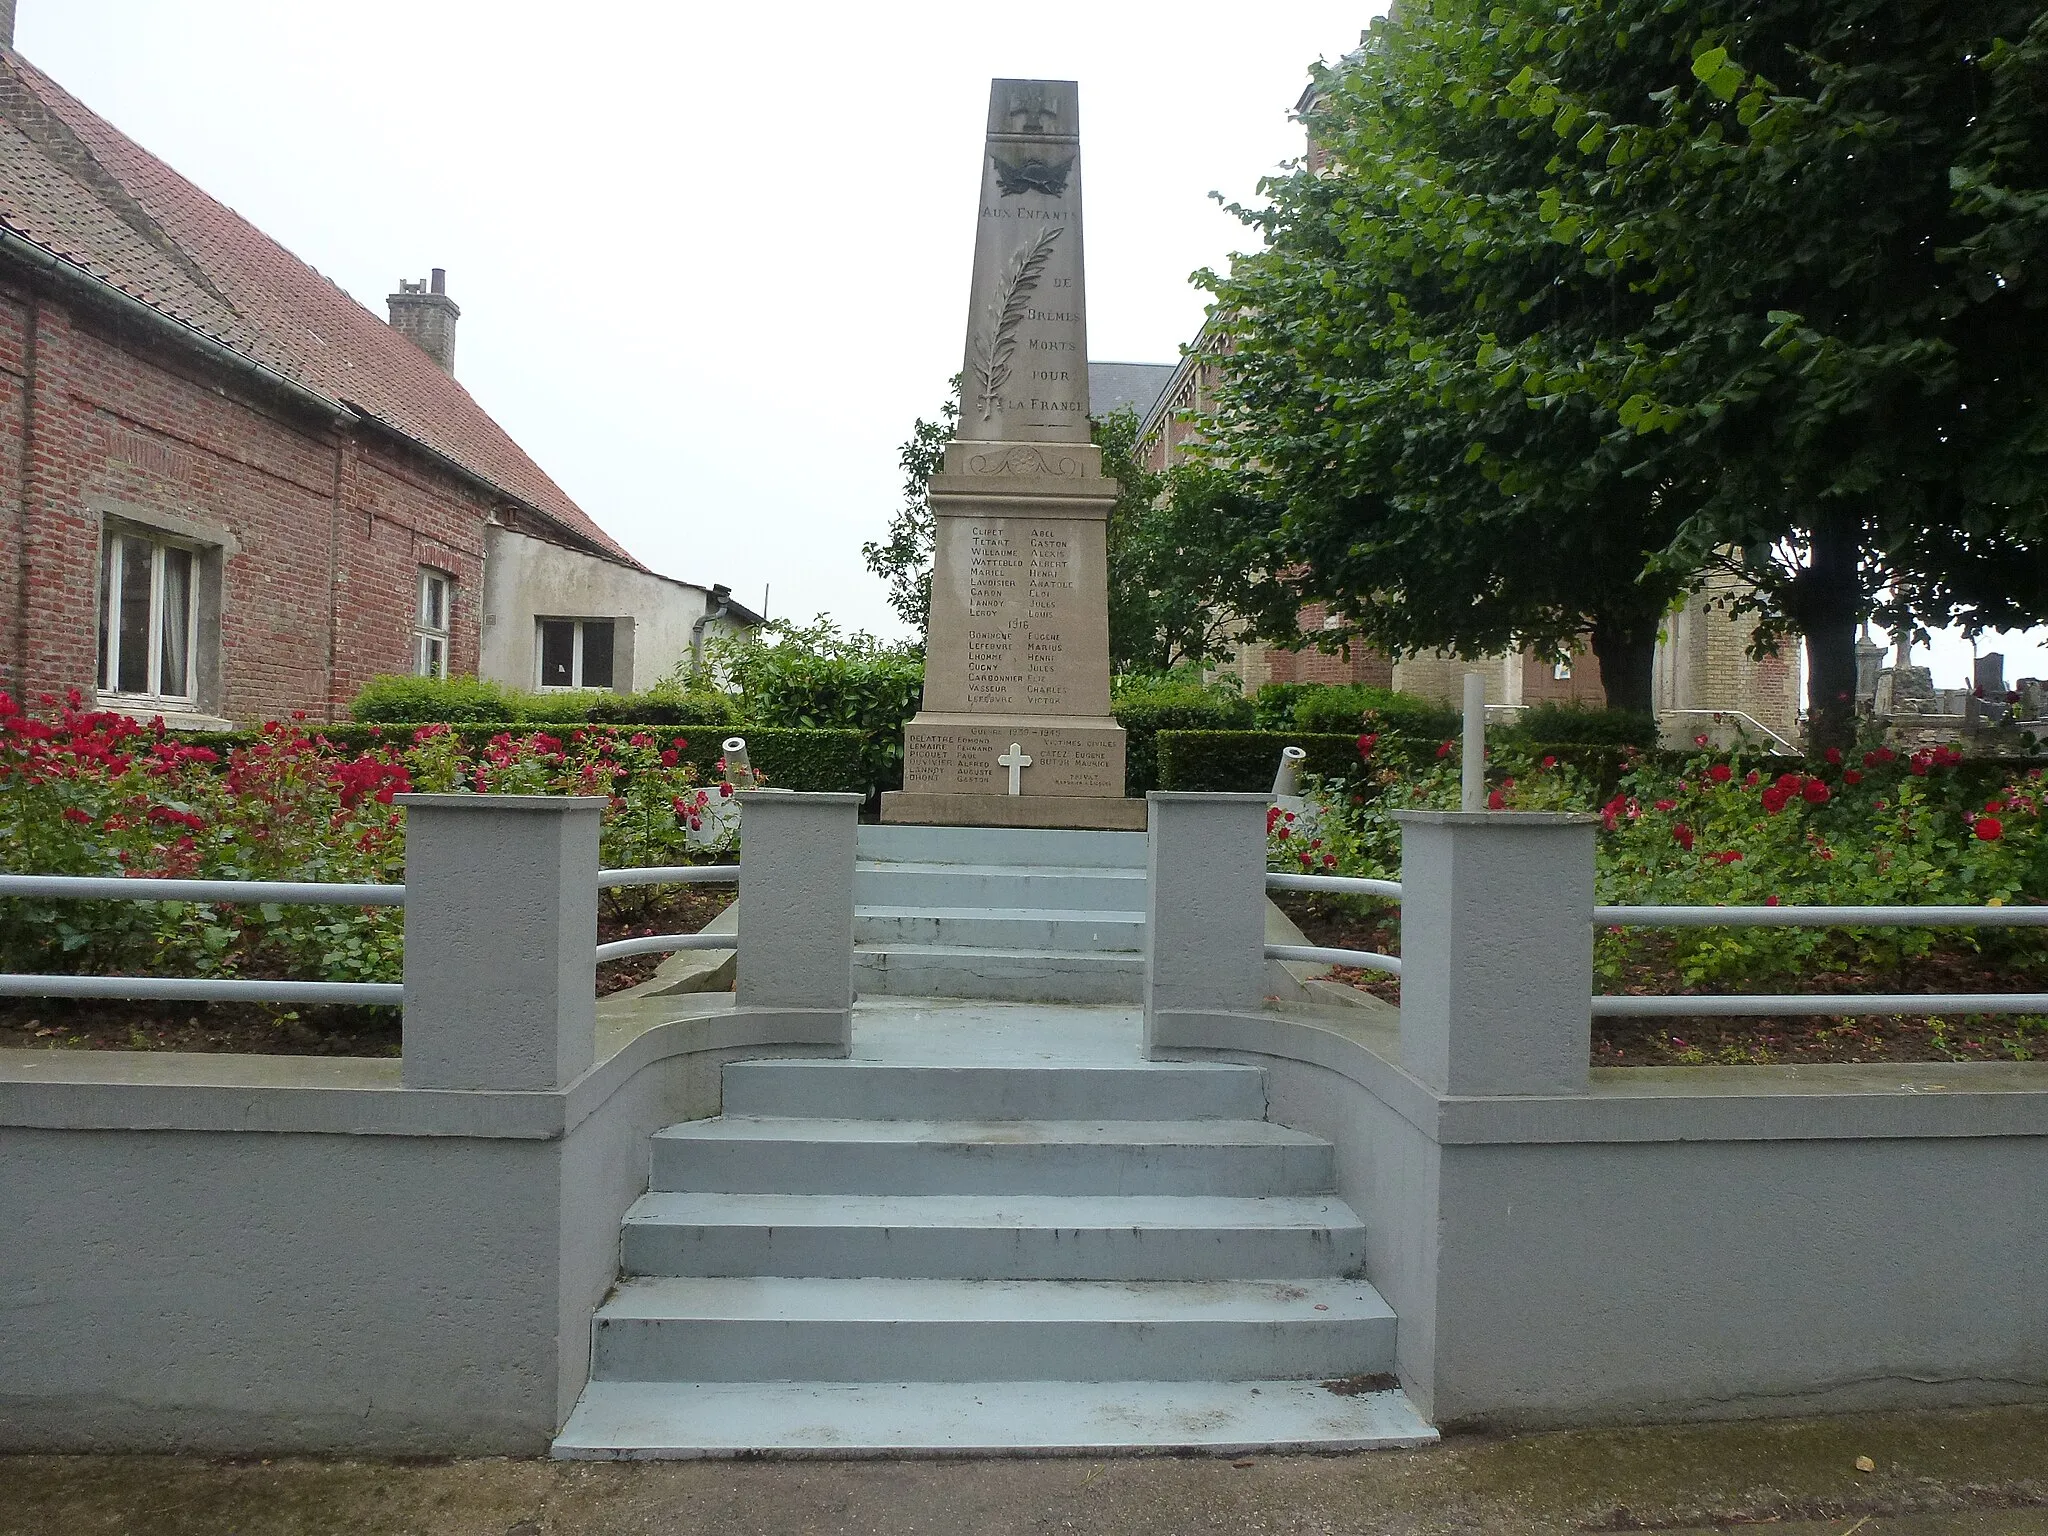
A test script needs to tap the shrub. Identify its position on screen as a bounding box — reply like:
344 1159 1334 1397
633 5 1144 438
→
1501 702 1658 747
349 674 519 724
1110 673 1255 794
583 690 739 728
703 618 925 798
1292 684 1460 740
1251 683 1317 730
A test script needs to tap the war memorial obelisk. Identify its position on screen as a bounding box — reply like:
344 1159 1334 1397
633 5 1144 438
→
881 79 1144 831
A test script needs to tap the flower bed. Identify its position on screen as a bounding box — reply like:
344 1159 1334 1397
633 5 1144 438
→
1274 732 2048 1062
0 692 744 1046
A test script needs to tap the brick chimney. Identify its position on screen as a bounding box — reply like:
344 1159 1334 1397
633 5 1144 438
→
386 267 459 374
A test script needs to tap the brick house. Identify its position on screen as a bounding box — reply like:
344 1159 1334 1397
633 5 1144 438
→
0 29 752 728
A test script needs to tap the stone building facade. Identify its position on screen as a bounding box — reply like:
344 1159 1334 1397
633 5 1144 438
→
0 34 750 727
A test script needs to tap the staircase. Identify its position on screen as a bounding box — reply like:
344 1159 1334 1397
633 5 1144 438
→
852 825 1147 1004
554 1001 1434 1457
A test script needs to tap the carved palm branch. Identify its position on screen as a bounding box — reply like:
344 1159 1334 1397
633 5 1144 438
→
975 224 1063 421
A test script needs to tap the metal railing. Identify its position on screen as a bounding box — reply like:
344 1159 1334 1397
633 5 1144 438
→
1 862 745 1001
1591 900 2048 1017
1258 867 2048 1016
0 871 407 1005
1263 870 1403 977
592 864 738 964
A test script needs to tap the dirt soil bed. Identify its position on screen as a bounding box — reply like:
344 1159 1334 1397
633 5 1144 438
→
1275 891 2048 1067
0 888 731 1056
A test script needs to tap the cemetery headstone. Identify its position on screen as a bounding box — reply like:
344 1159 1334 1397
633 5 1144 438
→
882 79 1143 829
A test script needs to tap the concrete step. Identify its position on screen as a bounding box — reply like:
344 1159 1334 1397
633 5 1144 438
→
855 861 1145 912
588 1276 1395 1383
720 1058 1265 1121
619 1192 1367 1280
857 824 1149 869
855 944 1143 1004
650 1117 1335 1196
853 904 1145 952
553 1377 1437 1458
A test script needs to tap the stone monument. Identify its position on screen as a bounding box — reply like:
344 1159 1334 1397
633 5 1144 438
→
881 79 1144 831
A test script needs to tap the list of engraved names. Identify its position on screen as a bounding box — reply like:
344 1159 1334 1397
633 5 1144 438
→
964 521 1075 712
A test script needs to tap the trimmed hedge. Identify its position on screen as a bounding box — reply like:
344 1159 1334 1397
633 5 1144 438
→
1497 702 1658 748
1157 731 1374 792
1111 678 1256 795
174 722 867 794
348 675 742 729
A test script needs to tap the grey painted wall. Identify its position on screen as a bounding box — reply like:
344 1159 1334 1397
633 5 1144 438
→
0 1017 840 1454
1160 1007 2048 1428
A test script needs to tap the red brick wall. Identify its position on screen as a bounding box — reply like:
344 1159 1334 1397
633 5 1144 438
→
0 274 491 724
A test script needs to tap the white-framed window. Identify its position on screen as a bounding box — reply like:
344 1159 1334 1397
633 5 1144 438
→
537 618 616 690
98 529 197 703
414 568 452 678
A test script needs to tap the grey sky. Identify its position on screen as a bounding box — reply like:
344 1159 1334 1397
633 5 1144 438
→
19 0 1380 639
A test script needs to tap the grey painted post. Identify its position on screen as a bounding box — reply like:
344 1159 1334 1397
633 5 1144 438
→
735 791 861 1047
397 793 606 1091
1394 810 1596 1096
1145 792 1270 1055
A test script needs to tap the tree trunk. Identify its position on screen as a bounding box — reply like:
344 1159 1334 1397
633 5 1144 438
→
1589 612 1660 720
1795 509 1864 756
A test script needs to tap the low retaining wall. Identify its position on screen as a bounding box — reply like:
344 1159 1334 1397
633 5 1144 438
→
1157 1004 2048 1428
0 1002 841 1454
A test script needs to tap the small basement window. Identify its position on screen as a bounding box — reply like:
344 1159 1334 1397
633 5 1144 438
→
538 618 616 690
415 569 452 678
98 530 197 703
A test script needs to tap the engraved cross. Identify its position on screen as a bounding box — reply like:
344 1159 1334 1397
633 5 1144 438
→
998 742 1033 796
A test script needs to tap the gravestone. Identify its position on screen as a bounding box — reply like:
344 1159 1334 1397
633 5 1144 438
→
882 79 1143 830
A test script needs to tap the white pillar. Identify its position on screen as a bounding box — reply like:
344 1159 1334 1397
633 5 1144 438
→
1145 792 1269 1055
735 791 862 1046
397 793 606 1091
1394 810 1595 1096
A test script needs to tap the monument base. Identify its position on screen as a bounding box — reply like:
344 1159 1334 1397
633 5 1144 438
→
880 791 1147 831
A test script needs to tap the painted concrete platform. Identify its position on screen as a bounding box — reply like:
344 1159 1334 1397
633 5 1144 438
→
554 1378 1436 1459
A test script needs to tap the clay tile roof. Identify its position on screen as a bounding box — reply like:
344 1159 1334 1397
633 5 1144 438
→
0 50 641 567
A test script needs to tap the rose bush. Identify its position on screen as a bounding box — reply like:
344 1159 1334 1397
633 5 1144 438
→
0 692 739 985
1274 731 2048 987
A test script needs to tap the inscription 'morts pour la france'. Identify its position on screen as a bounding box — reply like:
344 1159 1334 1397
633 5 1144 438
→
960 79 1091 444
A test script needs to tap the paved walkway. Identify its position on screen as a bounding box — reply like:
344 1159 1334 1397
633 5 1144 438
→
7 1404 2048 1535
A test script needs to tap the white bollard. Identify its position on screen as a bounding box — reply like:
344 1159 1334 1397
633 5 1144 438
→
1460 671 1486 812
1271 744 1307 800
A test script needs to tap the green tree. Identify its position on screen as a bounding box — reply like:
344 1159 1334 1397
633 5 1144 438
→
1199 0 2048 742
861 377 959 633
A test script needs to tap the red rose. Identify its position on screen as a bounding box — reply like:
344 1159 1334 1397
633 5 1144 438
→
1541 755 1557 769
1276 827 1290 841
1824 747 1842 765
1707 763 1733 783
1487 789 1505 810
1654 799 1677 812
61 807 91 824
1745 770 1761 787
1356 733 1378 758
1672 823 1694 850
1761 787 1790 814
1801 780 1830 804
1436 741 1453 759
1713 850 1744 864
1694 734 1709 747
719 782 734 798
1976 816 2005 841
1322 853 1337 868
1844 770 1862 785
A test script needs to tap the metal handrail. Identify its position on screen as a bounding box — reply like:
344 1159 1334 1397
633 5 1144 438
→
1265 942 1402 978
598 865 739 888
1593 992 2048 1017
1266 872 1402 900
594 932 736 963
0 975 402 1004
0 874 404 905
1596 904 2048 928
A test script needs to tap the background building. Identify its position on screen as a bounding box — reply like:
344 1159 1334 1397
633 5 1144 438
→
0 27 753 727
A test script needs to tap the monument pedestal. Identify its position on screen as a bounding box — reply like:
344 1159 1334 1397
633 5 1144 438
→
880 791 1146 831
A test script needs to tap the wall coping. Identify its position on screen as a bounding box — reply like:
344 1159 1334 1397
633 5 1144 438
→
1153 1004 2048 1145
0 998 843 1138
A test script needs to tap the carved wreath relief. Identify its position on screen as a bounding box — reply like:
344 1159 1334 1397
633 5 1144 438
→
974 224 1062 423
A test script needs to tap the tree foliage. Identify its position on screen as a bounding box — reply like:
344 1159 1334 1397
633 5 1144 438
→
1198 0 2048 740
